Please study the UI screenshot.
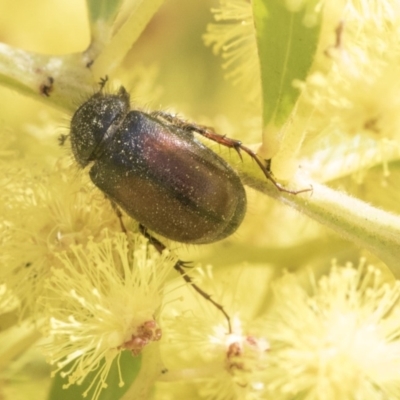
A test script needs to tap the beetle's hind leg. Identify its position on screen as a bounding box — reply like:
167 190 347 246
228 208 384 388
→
138 224 233 334
150 111 311 195
107 203 232 331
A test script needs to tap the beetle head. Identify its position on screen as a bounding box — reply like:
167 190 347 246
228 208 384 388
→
70 86 130 167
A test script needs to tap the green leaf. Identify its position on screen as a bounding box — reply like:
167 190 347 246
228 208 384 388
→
252 0 322 127
91 0 165 79
86 0 123 25
47 352 141 400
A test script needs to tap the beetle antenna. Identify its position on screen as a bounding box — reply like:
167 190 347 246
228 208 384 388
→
138 224 233 334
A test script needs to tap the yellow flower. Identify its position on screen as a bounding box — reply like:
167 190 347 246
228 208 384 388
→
203 0 261 106
0 284 19 314
40 231 176 400
0 159 119 318
264 260 400 400
2 1 400 399
159 265 272 400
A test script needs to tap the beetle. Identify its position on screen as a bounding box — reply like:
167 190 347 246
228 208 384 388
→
70 83 308 244
70 85 248 244
69 80 309 332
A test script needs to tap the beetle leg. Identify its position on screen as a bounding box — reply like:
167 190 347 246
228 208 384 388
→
108 204 230 329
58 134 69 146
98 75 109 90
187 127 311 195
150 110 177 123
138 224 233 334
197 130 313 195
150 111 311 195
110 201 128 234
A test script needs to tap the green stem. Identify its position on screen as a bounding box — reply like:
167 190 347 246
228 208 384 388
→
121 343 164 400
0 43 93 112
241 168 400 274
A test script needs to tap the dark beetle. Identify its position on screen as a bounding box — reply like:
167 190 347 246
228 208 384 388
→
70 86 246 244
